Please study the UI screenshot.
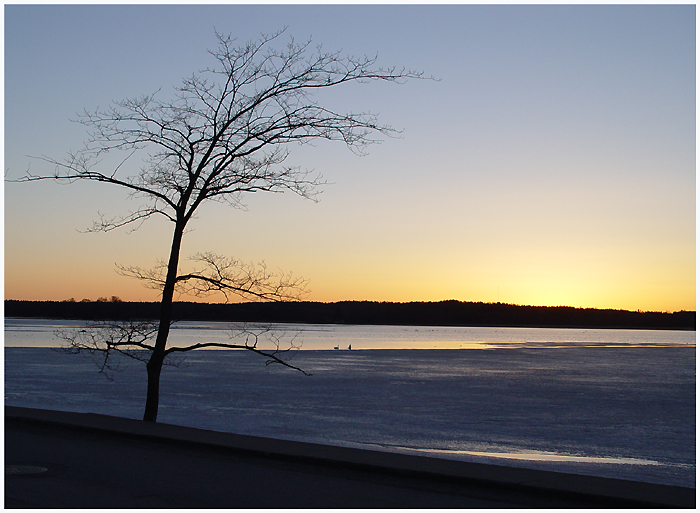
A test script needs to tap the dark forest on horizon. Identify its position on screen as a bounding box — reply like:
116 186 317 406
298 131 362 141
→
4 299 695 330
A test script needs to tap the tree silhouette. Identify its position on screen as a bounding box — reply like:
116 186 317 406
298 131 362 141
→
17 30 424 421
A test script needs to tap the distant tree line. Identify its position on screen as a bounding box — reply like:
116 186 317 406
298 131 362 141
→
62 296 124 303
4 299 695 330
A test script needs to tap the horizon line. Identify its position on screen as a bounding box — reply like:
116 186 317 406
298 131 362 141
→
4 298 695 315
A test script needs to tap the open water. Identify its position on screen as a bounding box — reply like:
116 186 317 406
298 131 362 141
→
4 318 696 488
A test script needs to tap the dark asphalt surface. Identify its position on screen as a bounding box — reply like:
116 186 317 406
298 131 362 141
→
5 407 695 509
7 419 518 509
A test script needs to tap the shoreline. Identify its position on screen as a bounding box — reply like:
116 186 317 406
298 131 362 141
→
4 314 698 332
5 406 695 508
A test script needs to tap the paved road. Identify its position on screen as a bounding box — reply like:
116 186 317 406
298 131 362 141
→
5 408 695 509
3 419 533 508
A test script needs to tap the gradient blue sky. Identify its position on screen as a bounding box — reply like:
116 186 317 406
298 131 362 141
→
4 4 696 311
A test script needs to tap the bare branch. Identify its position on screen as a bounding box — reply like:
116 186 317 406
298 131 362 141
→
175 252 309 302
117 253 308 302
164 323 311 376
85 207 174 233
54 321 161 377
56 320 311 378
116 261 168 290
14 29 425 238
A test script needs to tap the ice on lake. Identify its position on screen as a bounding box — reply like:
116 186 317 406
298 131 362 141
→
4 320 696 488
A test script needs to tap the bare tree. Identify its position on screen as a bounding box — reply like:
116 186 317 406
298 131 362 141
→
16 30 424 421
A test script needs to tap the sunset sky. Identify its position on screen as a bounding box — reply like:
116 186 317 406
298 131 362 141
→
4 4 696 312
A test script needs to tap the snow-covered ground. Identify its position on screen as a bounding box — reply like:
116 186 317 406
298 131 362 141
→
5 338 695 488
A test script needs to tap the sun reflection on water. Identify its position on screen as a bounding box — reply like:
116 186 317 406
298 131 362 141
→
363 443 663 466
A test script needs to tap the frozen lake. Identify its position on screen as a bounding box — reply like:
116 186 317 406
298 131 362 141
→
4 319 696 488
5 317 695 349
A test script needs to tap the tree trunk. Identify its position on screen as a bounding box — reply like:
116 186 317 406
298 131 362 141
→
142 220 186 422
143 351 164 422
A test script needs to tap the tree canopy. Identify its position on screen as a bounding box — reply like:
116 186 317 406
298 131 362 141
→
17 29 425 421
